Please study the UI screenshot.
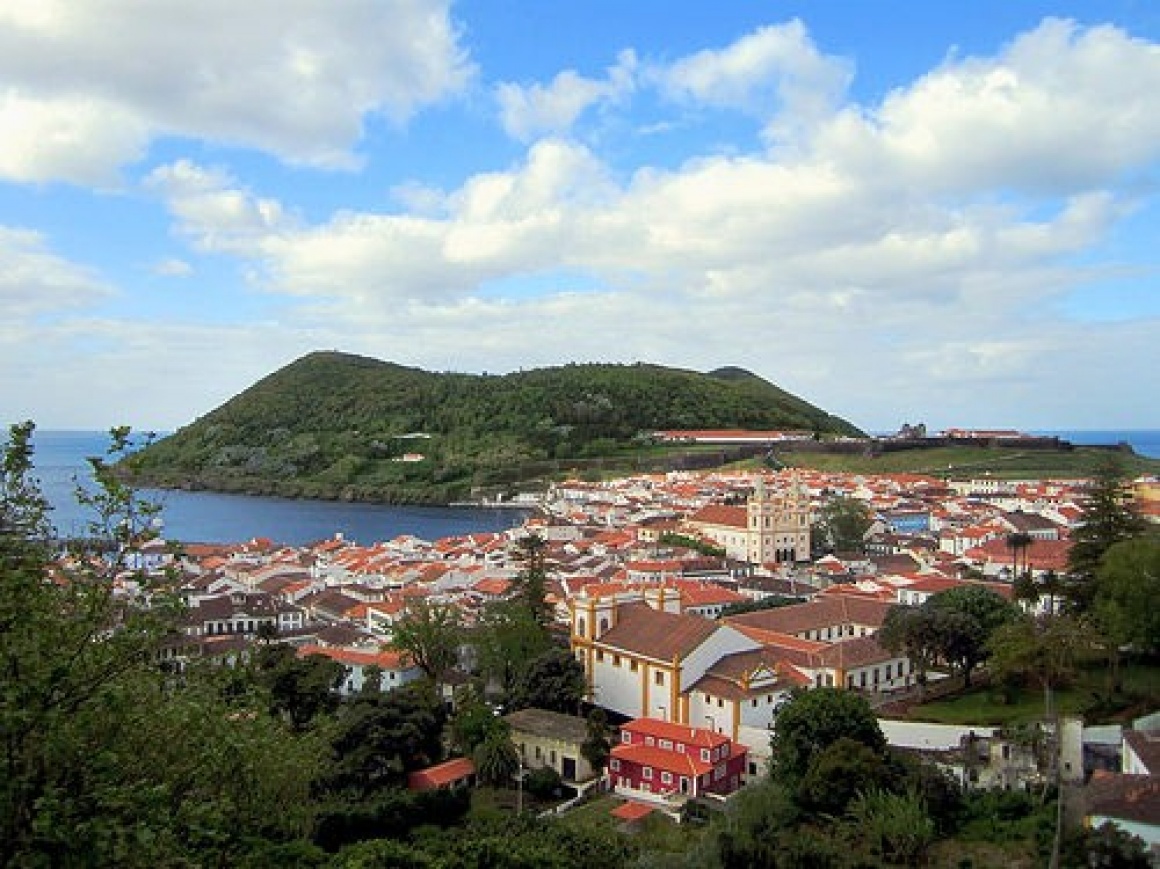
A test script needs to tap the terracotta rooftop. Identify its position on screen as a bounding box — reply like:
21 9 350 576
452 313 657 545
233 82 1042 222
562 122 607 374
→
597 603 719 663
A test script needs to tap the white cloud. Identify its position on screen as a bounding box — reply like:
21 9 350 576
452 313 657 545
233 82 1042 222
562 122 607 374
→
152 258 193 278
0 226 114 317
24 17 1156 430
0 0 473 183
496 50 637 141
814 19 1160 194
655 20 853 142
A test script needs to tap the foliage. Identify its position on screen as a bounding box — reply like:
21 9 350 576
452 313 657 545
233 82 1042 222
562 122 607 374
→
124 353 864 504
881 586 1017 689
812 494 873 555
449 688 505 754
986 613 1096 700
323 681 447 798
523 765 564 800
1065 457 1149 613
507 647 585 714
658 531 726 557
473 722 520 786
1060 820 1153 868
769 688 885 784
0 423 323 866
254 643 346 729
473 598 554 702
580 707 614 774
511 533 552 629
847 788 935 865
389 597 463 683
796 737 890 816
1093 537 1160 654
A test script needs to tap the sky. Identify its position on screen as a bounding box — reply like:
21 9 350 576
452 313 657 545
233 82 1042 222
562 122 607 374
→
2 0 1158 435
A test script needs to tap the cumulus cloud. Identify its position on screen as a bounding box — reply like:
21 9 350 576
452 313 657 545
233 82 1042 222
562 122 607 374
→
813 19 1160 195
0 0 473 182
655 20 853 143
0 226 114 317
28 16 1156 430
496 50 637 141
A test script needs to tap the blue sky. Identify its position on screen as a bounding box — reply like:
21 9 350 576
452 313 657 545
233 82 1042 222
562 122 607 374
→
2 0 1158 433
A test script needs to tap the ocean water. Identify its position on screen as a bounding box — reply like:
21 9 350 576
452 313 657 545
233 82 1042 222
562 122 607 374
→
1032 429 1160 460
22 430 530 546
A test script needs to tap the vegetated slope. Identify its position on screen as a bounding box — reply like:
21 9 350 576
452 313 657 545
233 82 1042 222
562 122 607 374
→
128 351 864 503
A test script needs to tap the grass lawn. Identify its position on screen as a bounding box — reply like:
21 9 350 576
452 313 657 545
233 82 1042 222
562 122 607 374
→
556 793 717 856
905 658 1160 726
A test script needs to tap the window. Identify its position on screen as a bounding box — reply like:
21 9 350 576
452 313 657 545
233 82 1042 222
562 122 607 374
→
645 736 655 746
700 749 710 762
596 650 604 662
613 655 621 667
661 771 673 784
643 767 653 780
630 660 638 672
655 671 665 686
859 672 867 688
610 759 620 772
621 732 631 743
660 739 672 750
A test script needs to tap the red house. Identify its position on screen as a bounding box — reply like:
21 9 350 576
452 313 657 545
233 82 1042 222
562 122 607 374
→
608 718 747 799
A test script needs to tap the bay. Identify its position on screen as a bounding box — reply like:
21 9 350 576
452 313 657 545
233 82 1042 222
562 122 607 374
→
27 430 531 546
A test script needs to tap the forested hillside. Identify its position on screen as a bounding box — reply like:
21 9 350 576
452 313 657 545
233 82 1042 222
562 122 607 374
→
126 352 863 503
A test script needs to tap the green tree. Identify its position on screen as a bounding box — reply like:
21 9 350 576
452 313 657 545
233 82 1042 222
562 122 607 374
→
1093 537 1160 654
390 597 463 684
1061 820 1153 868
812 495 873 555
322 681 448 797
0 423 322 866
580 708 614 777
472 721 520 786
254 643 345 729
1065 458 1148 613
847 788 935 865
512 533 552 629
797 736 890 815
474 599 553 702
987 612 1095 702
924 584 1018 687
508 647 585 713
770 688 885 784
878 604 942 696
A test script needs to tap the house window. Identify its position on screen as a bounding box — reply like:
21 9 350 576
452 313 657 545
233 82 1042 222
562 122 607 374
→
660 739 672 750
613 655 621 667
859 672 867 688
630 660 638 672
596 650 604 662
645 737 655 746
655 671 664 686
621 732 631 743
610 759 620 772
661 771 673 784
577 618 586 636
643 767 653 780
700 749 710 762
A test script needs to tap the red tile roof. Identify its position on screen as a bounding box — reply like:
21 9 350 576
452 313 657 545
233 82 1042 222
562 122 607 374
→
407 756 476 791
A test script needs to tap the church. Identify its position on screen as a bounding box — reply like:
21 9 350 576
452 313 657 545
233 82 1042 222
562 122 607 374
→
684 475 811 565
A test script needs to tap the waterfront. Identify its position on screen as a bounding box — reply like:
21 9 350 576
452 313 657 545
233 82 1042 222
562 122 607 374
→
20 428 1160 546
28 430 531 546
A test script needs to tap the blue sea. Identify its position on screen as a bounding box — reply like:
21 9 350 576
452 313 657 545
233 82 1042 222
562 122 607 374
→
21 430 531 546
1031 429 1160 460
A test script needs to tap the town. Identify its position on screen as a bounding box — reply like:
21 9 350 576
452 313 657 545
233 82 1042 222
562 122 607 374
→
98 428 1160 864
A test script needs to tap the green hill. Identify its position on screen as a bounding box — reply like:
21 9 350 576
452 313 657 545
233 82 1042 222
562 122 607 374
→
126 351 864 504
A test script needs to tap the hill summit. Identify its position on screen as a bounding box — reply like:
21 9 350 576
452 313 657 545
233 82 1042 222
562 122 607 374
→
128 352 863 504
